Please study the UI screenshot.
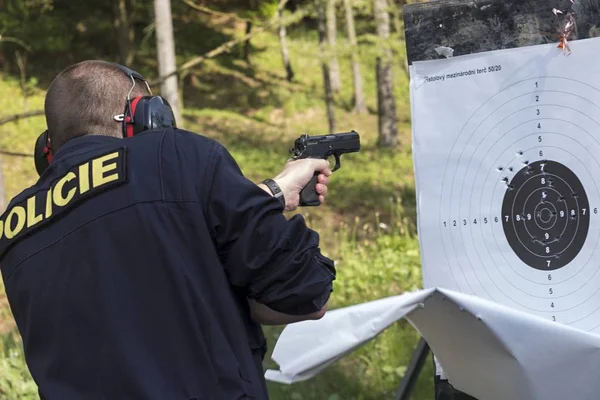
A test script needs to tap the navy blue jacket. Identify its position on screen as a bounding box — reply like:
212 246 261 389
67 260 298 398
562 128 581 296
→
0 128 336 399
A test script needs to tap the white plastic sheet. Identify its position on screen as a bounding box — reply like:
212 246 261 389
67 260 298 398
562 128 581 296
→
266 287 600 400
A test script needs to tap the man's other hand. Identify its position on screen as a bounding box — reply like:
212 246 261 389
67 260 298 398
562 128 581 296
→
265 158 332 211
248 299 327 326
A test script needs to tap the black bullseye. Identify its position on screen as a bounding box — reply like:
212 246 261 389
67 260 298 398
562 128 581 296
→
538 207 553 223
501 160 590 271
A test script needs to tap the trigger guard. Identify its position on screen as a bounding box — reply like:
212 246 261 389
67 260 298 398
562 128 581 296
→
332 154 341 172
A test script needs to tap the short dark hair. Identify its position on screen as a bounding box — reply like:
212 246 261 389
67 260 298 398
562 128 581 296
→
44 60 151 151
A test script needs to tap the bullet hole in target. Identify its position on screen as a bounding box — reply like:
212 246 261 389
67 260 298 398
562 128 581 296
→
525 167 534 175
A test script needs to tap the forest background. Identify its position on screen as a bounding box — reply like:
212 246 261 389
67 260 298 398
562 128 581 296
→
0 0 434 398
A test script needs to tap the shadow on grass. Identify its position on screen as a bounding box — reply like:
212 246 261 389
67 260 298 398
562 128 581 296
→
265 363 370 400
193 118 287 156
181 59 313 117
328 179 416 222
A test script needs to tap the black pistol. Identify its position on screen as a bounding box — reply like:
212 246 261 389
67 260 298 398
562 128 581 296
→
289 130 361 206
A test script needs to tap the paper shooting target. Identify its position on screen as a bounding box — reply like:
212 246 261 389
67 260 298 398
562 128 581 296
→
410 39 600 334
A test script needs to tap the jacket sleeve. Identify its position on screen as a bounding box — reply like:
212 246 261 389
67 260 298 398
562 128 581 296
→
203 142 336 316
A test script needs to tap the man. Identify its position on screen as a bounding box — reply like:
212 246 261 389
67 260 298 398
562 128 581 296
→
0 60 336 399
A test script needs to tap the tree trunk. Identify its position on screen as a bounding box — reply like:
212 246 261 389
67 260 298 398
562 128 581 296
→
243 21 253 62
114 0 135 66
390 1 409 77
326 0 341 93
374 0 399 147
153 0 182 126
243 0 259 63
318 0 336 132
278 7 294 81
343 0 367 114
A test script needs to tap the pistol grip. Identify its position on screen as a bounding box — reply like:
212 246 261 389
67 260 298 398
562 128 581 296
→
300 173 321 207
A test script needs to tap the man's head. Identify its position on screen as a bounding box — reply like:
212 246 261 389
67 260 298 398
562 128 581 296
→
44 60 151 151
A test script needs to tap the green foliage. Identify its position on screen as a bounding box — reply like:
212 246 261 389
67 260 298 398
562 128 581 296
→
0 278 36 400
348 0 374 17
256 0 280 19
0 332 37 400
333 213 421 307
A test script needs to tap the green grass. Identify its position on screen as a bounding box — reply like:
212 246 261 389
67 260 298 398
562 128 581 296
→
0 20 433 400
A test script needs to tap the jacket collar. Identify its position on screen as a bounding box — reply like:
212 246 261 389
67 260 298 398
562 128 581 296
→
51 135 122 162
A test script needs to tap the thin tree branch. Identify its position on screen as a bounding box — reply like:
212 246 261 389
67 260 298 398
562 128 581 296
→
0 35 32 52
0 110 44 126
181 0 255 23
0 150 33 157
149 0 295 87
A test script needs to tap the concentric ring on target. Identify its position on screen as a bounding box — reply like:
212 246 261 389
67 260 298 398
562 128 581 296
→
501 160 590 271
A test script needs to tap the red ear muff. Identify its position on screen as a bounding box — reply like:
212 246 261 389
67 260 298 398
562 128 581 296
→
122 95 177 138
124 96 143 138
44 140 53 164
115 63 176 138
34 130 52 177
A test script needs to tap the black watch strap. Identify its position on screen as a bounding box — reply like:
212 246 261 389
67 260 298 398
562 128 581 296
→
262 179 286 208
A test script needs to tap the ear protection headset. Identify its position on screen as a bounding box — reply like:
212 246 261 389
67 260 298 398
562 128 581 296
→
34 63 177 177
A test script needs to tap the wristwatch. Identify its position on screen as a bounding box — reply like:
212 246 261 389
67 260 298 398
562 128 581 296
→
261 179 286 208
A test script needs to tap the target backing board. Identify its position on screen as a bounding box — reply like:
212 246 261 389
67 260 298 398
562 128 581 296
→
410 37 600 335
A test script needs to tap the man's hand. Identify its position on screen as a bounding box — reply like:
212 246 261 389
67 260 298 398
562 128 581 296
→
248 299 327 326
260 158 332 211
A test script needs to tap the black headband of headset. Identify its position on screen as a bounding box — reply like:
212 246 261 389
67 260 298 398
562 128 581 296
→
114 63 146 82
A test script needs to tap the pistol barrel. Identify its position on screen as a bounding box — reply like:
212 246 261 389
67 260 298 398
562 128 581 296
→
310 131 360 152
311 130 359 143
